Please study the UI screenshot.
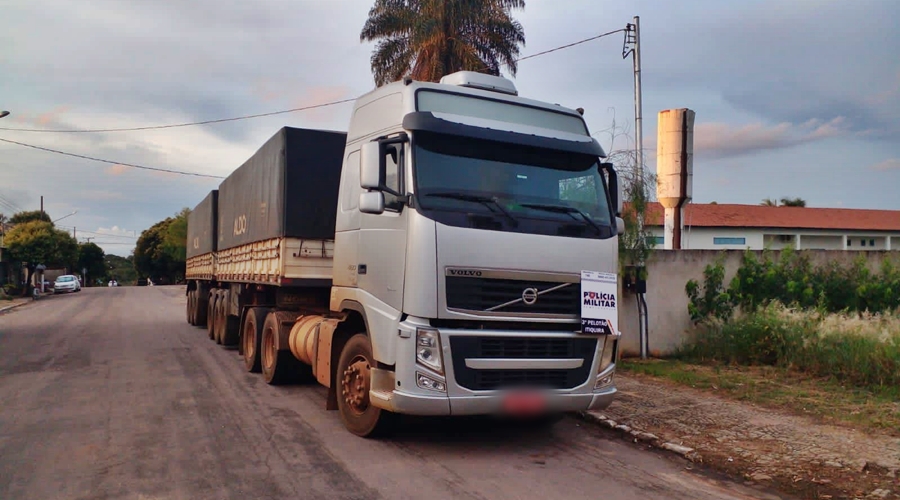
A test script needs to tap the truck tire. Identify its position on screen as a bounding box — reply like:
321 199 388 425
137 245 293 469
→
213 292 226 345
336 333 396 438
261 312 293 385
222 314 240 346
242 307 267 373
207 291 218 340
186 291 193 324
188 290 197 325
195 288 209 328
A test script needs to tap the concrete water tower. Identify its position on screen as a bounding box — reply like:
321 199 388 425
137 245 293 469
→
656 108 695 249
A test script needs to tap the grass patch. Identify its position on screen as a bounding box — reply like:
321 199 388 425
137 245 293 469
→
679 302 900 391
620 358 900 435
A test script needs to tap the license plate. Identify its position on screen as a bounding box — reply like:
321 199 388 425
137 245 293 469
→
502 392 547 416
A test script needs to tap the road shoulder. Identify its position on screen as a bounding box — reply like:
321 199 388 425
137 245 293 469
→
580 367 900 500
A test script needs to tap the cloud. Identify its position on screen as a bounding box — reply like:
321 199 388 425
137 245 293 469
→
871 159 900 171
693 117 847 160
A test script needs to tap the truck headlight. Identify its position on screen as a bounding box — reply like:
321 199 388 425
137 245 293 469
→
595 335 618 390
416 328 443 374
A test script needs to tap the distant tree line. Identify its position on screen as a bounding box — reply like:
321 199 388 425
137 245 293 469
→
133 208 189 284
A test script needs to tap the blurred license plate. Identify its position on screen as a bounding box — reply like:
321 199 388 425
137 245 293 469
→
502 392 546 415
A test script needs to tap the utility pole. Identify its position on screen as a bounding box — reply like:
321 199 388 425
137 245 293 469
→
40 196 44 217
624 16 648 360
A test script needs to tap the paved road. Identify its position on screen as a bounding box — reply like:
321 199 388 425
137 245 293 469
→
0 286 789 500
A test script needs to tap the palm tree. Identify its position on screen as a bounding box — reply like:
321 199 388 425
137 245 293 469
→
760 198 778 207
360 0 526 86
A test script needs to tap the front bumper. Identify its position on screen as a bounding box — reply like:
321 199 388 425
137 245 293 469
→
54 285 77 292
371 379 616 416
369 319 619 416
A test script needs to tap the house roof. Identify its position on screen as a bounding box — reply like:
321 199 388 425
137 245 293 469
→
638 202 900 232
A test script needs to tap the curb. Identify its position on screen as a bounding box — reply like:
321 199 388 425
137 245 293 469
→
0 300 31 315
576 411 702 463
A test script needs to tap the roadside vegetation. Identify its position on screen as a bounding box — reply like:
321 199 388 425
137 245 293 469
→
631 249 900 431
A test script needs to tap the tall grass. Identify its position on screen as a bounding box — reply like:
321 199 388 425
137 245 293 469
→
679 302 900 390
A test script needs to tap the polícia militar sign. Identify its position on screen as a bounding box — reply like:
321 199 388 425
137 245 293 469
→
580 271 618 335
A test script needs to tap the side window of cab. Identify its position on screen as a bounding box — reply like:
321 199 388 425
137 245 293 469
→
383 143 403 211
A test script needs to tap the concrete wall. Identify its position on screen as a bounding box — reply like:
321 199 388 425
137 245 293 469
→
617 249 899 358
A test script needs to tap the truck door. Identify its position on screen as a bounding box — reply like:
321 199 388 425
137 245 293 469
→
357 141 408 313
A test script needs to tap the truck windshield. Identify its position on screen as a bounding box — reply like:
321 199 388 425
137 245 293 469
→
413 132 613 234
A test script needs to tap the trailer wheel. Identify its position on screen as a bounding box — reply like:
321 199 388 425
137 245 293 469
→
195 288 209 328
186 290 192 324
336 334 396 438
213 292 226 345
222 313 240 347
207 291 218 340
187 289 196 325
242 307 266 373
261 312 296 385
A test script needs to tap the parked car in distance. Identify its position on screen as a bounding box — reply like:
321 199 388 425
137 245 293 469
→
54 275 82 294
108 280 118 287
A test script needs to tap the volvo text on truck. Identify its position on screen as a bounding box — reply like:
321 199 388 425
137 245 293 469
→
185 71 625 437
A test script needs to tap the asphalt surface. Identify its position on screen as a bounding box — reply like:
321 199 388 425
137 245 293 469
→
0 286 790 500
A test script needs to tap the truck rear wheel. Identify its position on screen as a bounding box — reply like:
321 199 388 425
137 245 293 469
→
188 289 197 325
213 292 226 345
207 291 218 340
186 290 193 324
242 307 267 373
336 333 396 438
195 289 208 327
261 312 296 385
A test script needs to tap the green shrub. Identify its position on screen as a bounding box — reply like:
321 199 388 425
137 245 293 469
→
678 303 900 390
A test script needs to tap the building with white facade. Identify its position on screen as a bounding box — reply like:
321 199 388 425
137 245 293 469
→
643 202 900 251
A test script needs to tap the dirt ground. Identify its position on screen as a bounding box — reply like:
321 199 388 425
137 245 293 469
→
587 371 900 500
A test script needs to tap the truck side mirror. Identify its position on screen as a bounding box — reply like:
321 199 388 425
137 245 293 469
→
616 217 625 235
599 162 622 217
359 191 385 215
360 142 383 190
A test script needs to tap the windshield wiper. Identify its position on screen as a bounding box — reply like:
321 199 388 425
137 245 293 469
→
519 202 604 235
424 193 519 227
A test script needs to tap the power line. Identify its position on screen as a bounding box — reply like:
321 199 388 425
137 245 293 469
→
59 227 137 239
515 28 627 62
0 29 628 135
0 137 224 179
0 98 358 134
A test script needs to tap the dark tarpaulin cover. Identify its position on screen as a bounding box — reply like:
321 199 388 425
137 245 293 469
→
216 127 347 251
186 190 217 258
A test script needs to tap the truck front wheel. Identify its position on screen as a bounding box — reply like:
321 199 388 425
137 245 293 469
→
336 333 396 438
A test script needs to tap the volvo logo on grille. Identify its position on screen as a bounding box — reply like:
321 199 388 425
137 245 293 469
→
448 269 483 277
522 288 538 305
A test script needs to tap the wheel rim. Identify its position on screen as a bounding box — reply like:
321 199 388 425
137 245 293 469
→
341 354 371 415
262 326 276 372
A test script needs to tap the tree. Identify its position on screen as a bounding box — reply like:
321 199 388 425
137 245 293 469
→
77 242 106 286
780 197 806 207
360 0 526 86
4 220 78 295
162 208 190 261
134 209 189 284
9 210 52 225
105 254 138 284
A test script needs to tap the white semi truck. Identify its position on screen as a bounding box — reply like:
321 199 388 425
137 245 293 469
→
185 71 625 437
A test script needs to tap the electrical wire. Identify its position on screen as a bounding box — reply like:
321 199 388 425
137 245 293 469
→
514 28 626 62
0 98 358 133
0 137 224 179
59 227 137 239
0 29 628 134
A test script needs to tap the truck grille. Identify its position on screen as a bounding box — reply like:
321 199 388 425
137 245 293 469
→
445 277 580 316
449 336 596 391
